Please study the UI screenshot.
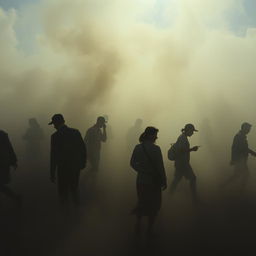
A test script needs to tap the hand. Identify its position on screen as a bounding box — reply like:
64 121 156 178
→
251 152 256 157
191 146 199 151
50 176 56 184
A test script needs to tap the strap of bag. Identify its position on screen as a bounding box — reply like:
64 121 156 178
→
141 143 157 173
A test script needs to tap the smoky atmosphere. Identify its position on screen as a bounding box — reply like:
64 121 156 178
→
1 0 256 255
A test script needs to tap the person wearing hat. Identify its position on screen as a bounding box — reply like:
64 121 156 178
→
169 123 200 203
221 122 256 191
49 114 86 206
84 116 107 171
130 126 167 236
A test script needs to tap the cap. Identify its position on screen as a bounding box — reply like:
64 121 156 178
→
184 123 198 132
48 114 65 125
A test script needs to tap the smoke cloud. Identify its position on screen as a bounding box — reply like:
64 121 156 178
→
1 0 256 161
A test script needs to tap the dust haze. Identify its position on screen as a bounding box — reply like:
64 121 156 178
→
1 0 256 255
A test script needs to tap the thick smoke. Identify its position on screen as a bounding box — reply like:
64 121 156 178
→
1 2 256 255
1 0 256 182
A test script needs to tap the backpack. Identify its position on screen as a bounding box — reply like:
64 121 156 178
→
168 143 177 161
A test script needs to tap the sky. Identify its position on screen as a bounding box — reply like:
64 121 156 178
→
0 0 256 156
1 0 256 34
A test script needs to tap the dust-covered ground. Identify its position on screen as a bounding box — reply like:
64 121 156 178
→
1 133 256 256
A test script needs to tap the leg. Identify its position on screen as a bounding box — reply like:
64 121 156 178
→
221 172 240 188
135 214 142 234
186 166 198 203
70 169 81 205
57 170 69 205
189 175 198 203
240 167 250 194
0 185 21 202
221 162 247 188
147 214 156 236
170 173 183 194
91 151 100 172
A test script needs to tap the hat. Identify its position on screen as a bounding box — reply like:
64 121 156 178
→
184 123 198 132
139 126 158 143
48 114 65 125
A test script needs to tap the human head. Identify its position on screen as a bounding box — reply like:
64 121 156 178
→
241 122 252 135
96 116 106 128
135 118 143 127
48 114 65 130
29 118 39 127
139 126 158 143
182 123 198 137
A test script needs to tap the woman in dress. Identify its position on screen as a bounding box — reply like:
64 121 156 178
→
130 126 167 236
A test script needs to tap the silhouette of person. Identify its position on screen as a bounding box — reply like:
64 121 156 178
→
169 124 200 203
0 130 21 205
49 114 86 206
221 122 256 192
130 127 167 236
23 118 44 160
84 116 107 171
103 114 113 140
127 118 143 153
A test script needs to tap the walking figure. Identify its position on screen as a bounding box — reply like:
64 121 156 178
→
23 118 44 160
49 114 86 206
130 127 167 236
169 124 200 203
221 122 256 192
84 116 107 171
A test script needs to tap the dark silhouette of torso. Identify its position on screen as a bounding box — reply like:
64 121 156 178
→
50 125 86 204
51 125 86 170
0 130 17 185
231 131 249 164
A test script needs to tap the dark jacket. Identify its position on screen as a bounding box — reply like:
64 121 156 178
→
0 130 17 184
50 125 86 178
231 131 250 164
174 133 190 167
0 130 17 168
130 142 167 187
84 125 106 153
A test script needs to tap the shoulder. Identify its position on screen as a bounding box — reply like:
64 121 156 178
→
233 132 243 142
64 127 82 138
68 127 79 133
134 143 142 150
152 144 161 151
176 134 185 143
152 145 162 156
144 142 161 152
0 130 7 136
51 130 58 136
132 143 143 153
86 126 95 133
